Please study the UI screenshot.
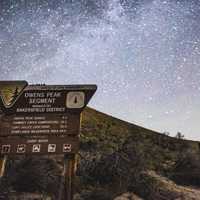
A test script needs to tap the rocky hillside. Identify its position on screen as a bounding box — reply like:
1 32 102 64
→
0 107 200 199
75 107 200 200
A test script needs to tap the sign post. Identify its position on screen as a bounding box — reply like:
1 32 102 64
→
0 155 7 178
63 154 75 200
0 81 97 199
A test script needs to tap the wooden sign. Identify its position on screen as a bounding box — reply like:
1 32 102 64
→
0 81 97 154
0 81 97 199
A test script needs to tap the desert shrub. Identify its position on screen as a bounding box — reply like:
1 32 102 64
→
127 172 160 200
175 132 184 139
80 188 112 200
0 177 10 199
171 150 200 186
5 157 62 197
128 171 181 200
80 136 98 151
77 136 147 189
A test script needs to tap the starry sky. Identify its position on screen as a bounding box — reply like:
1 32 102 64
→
0 0 200 140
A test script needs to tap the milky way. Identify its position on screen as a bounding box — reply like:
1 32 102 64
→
0 0 200 140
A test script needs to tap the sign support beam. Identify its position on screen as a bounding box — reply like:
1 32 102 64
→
64 154 75 200
0 155 7 178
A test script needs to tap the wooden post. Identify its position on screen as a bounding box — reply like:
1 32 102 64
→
58 169 64 200
0 156 7 178
63 154 75 200
71 155 76 198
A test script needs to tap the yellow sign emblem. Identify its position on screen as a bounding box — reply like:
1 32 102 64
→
0 81 27 108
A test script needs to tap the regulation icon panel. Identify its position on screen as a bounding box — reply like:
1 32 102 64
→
0 136 79 155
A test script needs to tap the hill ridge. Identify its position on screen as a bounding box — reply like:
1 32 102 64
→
84 107 200 144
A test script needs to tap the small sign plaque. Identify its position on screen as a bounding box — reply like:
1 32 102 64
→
48 144 56 153
63 144 72 153
1 145 11 153
66 92 85 108
17 144 26 154
32 144 41 153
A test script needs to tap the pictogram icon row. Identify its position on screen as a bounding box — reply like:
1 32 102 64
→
1 143 72 154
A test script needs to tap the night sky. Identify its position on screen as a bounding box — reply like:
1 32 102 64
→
0 0 200 140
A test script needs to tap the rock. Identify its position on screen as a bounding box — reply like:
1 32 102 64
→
117 171 200 200
74 193 83 200
114 192 143 200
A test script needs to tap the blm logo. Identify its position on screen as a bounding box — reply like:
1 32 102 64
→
0 81 27 108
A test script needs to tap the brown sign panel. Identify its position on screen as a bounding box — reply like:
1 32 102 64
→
0 136 79 155
0 83 97 115
0 113 80 137
0 82 97 156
